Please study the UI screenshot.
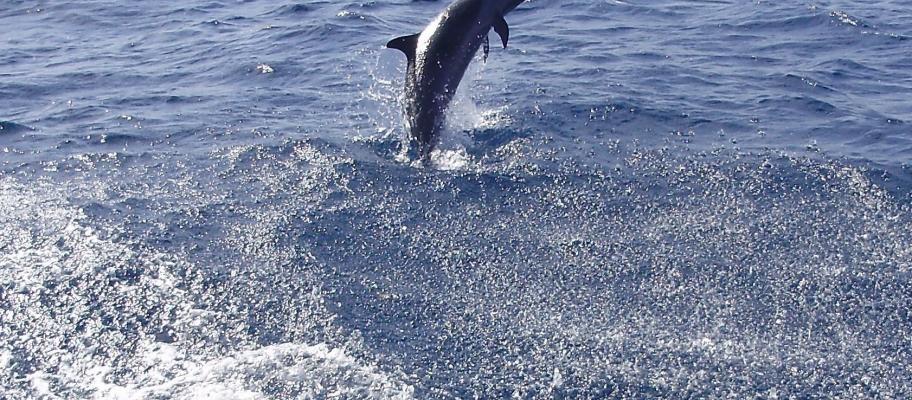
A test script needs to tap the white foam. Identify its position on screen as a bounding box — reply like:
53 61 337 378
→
28 372 57 399
429 147 471 171
0 350 10 369
475 106 513 129
89 342 413 400
0 177 414 399
550 367 564 389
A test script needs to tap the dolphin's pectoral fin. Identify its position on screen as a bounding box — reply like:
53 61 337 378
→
483 35 490 62
387 33 421 63
493 16 509 48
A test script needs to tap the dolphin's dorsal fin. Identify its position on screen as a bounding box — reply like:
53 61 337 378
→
387 33 420 63
493 16 509 48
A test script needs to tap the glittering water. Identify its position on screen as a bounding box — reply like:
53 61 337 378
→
2 0 911 398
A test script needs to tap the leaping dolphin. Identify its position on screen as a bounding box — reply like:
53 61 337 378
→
387 0 528 160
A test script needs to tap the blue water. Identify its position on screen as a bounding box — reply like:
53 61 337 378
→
2 0 911 398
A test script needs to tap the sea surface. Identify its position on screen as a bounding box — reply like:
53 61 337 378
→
2 0 912 398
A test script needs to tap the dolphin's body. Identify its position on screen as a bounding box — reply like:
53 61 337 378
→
387 0 527 159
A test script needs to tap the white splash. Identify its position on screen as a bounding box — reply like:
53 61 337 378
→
89 342 414 400
0 178 413 399
429 147 472 171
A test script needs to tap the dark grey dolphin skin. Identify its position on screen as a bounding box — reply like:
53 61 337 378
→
387 0 527 160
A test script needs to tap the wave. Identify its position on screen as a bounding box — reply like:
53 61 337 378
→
264 3 315 17
0 120 35 133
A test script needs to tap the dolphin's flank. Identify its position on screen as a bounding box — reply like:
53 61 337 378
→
387 0 528 160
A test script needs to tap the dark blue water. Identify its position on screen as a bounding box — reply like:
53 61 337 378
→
2 0 911 398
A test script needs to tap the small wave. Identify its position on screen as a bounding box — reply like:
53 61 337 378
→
781 73 836 92
829 10 870 29
814 58 883 78
828 10 908 40
0 121 35 133
266 3 314 17
97 133 142 145
725 14 825 32
757 96 838 115
163 6 208 16
275 23 351 40
201 19 229 26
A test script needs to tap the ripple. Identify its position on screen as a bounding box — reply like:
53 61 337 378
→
0 121 35 133
266 3 314 16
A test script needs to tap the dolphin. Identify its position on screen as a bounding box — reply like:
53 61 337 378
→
387 0 527 160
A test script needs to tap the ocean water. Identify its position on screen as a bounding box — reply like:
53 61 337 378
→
2 0 911 398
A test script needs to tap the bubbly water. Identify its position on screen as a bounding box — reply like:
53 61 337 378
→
2 0 911 398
